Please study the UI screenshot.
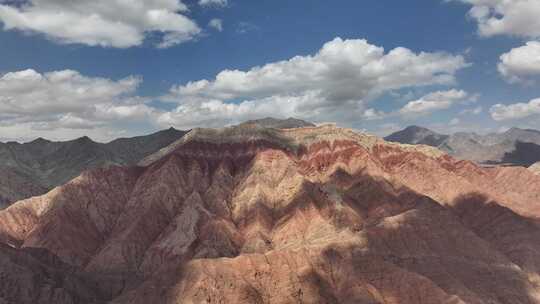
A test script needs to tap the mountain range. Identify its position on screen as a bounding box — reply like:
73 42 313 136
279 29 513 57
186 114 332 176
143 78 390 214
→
385 125 540 166
0 128 187 209
1 122 540 303
0 117 317 210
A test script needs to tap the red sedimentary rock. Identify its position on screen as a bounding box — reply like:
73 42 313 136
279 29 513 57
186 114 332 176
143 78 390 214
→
1 125 540 303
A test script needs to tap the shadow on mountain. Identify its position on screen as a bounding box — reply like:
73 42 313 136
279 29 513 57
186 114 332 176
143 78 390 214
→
3 163 540 303
450 192 540 276
500 141 540 166
310 172 540 303
231 171 540 303
0 243 126 304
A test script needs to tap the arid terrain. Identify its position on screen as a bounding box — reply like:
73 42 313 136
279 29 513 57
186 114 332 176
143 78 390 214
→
386 125 540 166
1 123 540 303
1 0 539 302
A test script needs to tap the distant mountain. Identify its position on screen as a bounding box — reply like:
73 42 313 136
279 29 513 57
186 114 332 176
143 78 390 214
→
385 126 540 166
0 128 187 209
240 117 316 129
384 125 449 146
494 127 540 145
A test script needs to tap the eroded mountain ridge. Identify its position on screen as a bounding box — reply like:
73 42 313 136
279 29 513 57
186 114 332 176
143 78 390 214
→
1 124 540 303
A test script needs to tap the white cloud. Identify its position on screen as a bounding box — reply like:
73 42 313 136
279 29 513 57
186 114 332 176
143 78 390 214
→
498 41 540 83
0 0 201 48
449 117 461 125
362 108 387 121
460 106 483 115
199 0 228 8
374 123 403 137
455 0 540 38
490 98 540 121
0 69 158 141
236 22 258 34
208 18 223 32
157 93 325 129
0 38 471 140
161 38 468 128
399 89 469 116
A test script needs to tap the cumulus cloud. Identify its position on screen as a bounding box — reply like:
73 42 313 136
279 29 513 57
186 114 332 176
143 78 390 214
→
455 0 540 38
208 18 223 32
498 41 540 83
399 89 470 116
160 38 468 128
460 106 483 115
0 69 158 141
0 0 201 48
490 98 540 121
199 0 228 8
362 108 387 121
0 38 471 140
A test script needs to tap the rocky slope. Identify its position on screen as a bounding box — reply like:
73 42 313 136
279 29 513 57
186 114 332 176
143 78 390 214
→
1 124 540 303
0 243 121 304
530 162 540 175
386 126 540 166
0 128 187 209
240 117 316 129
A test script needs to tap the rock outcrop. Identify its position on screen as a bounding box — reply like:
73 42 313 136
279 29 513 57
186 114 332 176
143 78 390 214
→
2 124 540 303
530 162 540 175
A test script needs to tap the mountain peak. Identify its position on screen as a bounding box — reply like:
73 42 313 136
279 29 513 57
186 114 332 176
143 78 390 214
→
140 124 444 167
387 125 540 165
28 137 51 145
240 117 316 129
385 125 448 146
73 136 95 144
506 127 540 135
404 125 431 132
186 124 363 148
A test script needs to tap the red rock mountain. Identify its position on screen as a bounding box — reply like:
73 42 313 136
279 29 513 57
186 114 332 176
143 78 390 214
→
1 124 540 303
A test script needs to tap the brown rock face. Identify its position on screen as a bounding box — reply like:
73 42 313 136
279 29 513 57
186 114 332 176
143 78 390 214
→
0 243 120 304
2 125 540 303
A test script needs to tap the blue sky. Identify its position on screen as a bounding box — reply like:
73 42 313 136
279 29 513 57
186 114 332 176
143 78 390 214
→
0 0 540 141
